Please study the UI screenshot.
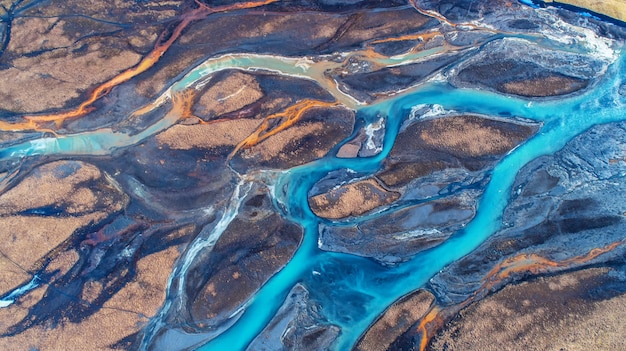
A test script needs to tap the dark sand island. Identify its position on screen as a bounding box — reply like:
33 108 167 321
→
0 0 625 350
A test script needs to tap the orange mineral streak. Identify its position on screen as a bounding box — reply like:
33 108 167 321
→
0 119 38 132
169 89 197 120
479 241 623 293
370 31 443 45
417 241 624 350
129 87 198 127
130 98 164 119
228 99 339 159
18 0 278 129
0 119 58 135
416 306 444 351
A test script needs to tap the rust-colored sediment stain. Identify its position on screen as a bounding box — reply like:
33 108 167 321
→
416 306 444 351
415 240 623 350
479 240 623 292
370 31 443 45
13 0 278 130
170 89 198 120
0 119 38 132
228 99 339 159
129 88 199 128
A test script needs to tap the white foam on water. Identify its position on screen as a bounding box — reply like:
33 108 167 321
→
409 103 455 122
363 117 384 153
0 276 40 308
538 10 618 64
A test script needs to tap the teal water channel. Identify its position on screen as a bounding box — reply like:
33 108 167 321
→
0 30 624 351
199 48 626 350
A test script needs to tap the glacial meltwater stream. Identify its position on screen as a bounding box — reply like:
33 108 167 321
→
195 47 626 350
1 4 625 349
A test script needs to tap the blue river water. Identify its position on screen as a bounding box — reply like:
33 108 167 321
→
0 13 623 351
199 47 626 350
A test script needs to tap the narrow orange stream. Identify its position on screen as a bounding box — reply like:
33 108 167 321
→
480 240 623 292
229 99 339 159
415 240 624 351
10 0 278 130
416 306 444 351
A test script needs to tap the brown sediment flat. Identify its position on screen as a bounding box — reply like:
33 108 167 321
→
544 0 626 22
2 31 142 113
324 6 432 49
193 71 264 120
0 252 31 296
190 188 303 326
0 215 102 272
418 115 536 157
377 161 447 188
104 244 181 317
318 197 475 263
336 142 362 158
501 75 588 97
0 7 154 113
0 224 195 350
191 212 302 324
6 17 74 55
355 290 434 351
45 249 80 281
0 161 128 271
0 161 125 215
428 267 626 351
309 178 400 220
177 5 432 57
177 12 344 51
456 60 589 98
232 105 355 170
0 285 45 335
156 118 263 150
22 0 182 23
378 115 537 187
0 307 148 351
242 122 325 160
81 281 104 304
17 282 48 311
